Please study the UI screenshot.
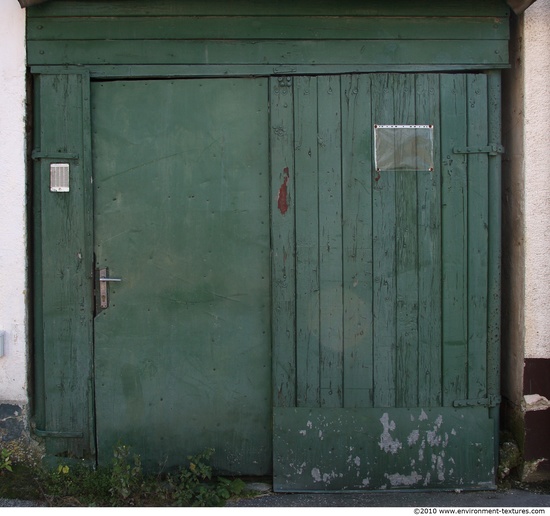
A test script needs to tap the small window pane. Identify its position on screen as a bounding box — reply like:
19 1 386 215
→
374 125 434 172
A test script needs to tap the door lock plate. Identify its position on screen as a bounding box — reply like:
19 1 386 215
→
97 268 122 310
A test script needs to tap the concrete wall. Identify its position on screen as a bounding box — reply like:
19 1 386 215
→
0 1 31 456
523 0 550 360
502 0 550 480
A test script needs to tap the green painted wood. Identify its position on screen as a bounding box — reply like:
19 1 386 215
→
440 75 469 406
92 78 271 473
318 75 344 408
341 74 374 408
33 72 94 458
294 76 321 408
487 71 502 404
30 64 510 80
272 73 500 490
467 74 490 401
271 77 297 409
486 70 502 471
28 16 509 41
394 75 420 408
27 39 509 68
371 75 397 408
274 407 496 491
415 74 443 407
27 0 510 17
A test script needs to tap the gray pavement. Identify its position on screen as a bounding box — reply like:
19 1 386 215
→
2 486 549 508
227 486 550 508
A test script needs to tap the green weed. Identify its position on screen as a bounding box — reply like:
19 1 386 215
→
0 448 13 473
0 444 251 507
170 448 246 507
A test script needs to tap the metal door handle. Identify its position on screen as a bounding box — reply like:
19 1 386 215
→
98 268 121 309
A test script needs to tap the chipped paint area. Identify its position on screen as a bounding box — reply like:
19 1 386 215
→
379 413 402 454
311 467 343 485
407 429 420 446
385 471 423 487
274 407 495 491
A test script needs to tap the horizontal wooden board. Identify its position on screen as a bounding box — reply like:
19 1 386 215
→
27 16 509 41
27 0 510 18
28 39 509 67
31 64 510 79
274 407 496 491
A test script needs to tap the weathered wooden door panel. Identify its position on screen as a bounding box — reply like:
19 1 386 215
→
32 72 95 460
271 73 499 491
92 78 271 473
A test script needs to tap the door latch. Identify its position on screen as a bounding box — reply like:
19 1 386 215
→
97 268 122 310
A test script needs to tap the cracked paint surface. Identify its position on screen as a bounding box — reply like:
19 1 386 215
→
379 413 402 454
274 407 495 491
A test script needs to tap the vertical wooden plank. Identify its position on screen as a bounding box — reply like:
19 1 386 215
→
371 74 396 408
294 76 320 407
487 70 502 469
415 74 443 407
271 76 297 408
32 76 46 432
394 75 419 407
440 74 468 406
486 70 502 407
467 74 489 401
317 75 344 407
341 74 374 408
36 72 94 456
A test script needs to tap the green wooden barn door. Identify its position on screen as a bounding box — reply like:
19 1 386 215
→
91 78 272 474
271 73 500 491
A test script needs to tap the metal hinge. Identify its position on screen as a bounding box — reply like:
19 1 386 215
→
453 144 504 156
452 395 501 408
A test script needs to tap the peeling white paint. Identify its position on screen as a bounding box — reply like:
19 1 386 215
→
427 415 444 446
318 430 324 440
419 410 428 421
379 413 402 454
310 467 341 484
362 477 370 487
306 420 313 429
407 429 420 446
385 471 423 487
419 438 426 461
437 460 445 481
345 455 361 469
311 467 322 482
322 471 341 483
299 429 306 436
290 462 307 475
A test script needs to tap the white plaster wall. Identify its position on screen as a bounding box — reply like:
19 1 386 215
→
0 1 28 403
524 0 550 359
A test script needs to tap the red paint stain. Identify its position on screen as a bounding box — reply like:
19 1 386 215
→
278 167 290 215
